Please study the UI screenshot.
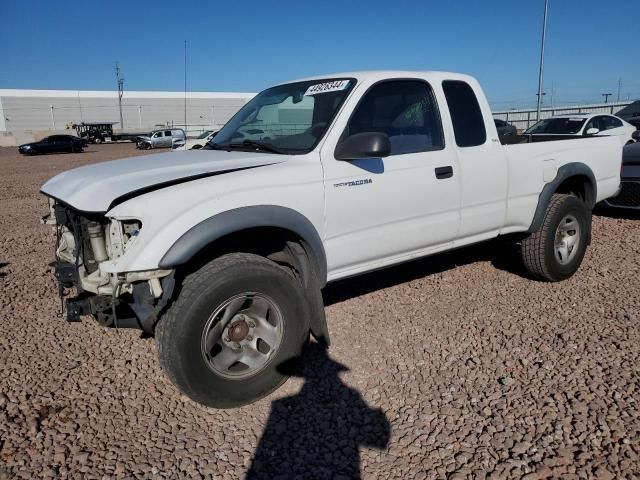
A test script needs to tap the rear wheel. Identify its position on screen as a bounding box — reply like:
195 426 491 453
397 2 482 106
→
156 253 310 408
521 194 590 281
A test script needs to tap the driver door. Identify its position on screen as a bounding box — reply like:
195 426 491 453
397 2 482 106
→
321 80 461 277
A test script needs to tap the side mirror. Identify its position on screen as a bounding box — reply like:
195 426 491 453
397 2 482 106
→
585 127 600 136
335 132 391 160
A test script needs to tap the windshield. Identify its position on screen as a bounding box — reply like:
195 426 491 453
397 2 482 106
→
196 131 212 139
209 78 356 154
525 117 586 134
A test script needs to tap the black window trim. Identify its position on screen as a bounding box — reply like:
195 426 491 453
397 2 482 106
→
442 79 488 148
334 77 446 159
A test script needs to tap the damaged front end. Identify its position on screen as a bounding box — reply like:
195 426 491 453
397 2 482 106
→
44 199 174 333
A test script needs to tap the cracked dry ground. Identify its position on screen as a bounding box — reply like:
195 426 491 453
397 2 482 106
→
0 144 639 479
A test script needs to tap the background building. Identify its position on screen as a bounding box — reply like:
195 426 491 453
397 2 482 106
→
0 89 255 145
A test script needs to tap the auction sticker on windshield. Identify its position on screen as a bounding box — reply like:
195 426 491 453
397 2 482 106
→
305 80 350 96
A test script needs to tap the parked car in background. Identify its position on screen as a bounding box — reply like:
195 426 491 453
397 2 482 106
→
524 114 636 146
603 142 640 210
494 119 517 143
616 100 640 129
19 135 85 155
172 130 218 151
136 129 186 149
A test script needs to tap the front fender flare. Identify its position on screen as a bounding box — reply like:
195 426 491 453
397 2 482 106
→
158 205 327 284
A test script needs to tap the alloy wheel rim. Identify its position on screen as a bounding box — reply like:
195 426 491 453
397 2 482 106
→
201 293 283 379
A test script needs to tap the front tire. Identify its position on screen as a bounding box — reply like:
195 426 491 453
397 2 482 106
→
156 253 310 408
521 194 590 281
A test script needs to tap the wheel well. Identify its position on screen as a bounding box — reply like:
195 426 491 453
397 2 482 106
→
555 175 594 207
179 226 315 282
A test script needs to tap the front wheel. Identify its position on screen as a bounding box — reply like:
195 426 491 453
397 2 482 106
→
521 194 590 281
156 253 310 408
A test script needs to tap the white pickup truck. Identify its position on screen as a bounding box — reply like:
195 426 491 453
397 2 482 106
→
41 71 622 408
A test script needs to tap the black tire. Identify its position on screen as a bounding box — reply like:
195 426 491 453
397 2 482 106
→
521 193 590 281
94 137 102 144
191 144 202 149
156 253 310 408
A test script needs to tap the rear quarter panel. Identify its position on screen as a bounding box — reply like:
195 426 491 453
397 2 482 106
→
503 136 622 232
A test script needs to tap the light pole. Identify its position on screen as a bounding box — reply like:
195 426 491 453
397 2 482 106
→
536 0 549 122
115 63 124 129
601 93 612 104
184 40 187 132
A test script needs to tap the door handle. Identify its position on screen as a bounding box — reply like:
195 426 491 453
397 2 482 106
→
435 166 453 179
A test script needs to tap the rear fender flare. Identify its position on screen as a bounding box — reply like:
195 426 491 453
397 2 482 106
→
528 162 597 233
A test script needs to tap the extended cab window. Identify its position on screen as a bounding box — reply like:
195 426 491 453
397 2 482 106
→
443 80 487 147
344 80 444 156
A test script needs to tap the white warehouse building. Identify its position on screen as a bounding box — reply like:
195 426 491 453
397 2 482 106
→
0 89 256 145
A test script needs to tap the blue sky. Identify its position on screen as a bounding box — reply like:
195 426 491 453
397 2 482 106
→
1 0 638 109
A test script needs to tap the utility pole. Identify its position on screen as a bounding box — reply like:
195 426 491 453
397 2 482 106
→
536 0 549 122
184 40 187 131
601 93 612 104
115 63 124 129
617 77 622 102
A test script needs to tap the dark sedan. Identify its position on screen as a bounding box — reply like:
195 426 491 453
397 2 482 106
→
19 135 85 155
494 119 518 143
603 142 640 210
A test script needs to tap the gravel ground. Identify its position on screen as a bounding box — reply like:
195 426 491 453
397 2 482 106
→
0 144 639 479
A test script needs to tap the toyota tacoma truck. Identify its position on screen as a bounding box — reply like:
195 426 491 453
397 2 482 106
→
40 71 622 408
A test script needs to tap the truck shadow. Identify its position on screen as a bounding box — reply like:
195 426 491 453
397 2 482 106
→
323 239 526 306
247 342 390 479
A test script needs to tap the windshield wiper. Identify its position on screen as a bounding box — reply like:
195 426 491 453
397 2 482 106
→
213 139 284 154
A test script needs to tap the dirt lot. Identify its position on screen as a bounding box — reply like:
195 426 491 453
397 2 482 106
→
0 143 638 479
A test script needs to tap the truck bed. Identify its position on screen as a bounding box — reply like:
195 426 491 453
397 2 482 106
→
502 135 622 232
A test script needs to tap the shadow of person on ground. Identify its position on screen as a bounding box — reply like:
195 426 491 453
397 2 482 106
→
323 237 527 306
246 343 390 480
0 262 8 278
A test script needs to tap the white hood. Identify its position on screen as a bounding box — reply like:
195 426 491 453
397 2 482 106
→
41 150 285 213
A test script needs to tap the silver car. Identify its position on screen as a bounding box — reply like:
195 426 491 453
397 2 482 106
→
137 129 186 149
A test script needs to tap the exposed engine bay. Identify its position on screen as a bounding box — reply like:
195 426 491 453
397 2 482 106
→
44 199 174 332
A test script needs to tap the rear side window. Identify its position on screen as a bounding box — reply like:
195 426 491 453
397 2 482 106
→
344 80 444 156
604 116 623 129
442 80 486 147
